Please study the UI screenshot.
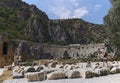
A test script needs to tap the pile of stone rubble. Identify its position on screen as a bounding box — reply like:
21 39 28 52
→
12 61 120 82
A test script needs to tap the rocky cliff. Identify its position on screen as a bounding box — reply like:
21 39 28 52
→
48 19 106 44
0 0 107 44
0 0 50 42
104 0 120 48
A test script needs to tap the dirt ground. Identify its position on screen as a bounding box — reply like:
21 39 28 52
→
0 70 12 83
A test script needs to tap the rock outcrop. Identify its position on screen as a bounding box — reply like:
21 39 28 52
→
0 0 109 61
0 0 107 45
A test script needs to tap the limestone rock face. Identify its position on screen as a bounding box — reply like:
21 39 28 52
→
0 0 106 44
48 20 106 44
0 0 109 62
0 0 50 43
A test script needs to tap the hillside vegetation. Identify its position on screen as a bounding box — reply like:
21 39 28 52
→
0 0 107 44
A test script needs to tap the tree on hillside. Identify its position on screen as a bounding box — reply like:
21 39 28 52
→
104 0 120 54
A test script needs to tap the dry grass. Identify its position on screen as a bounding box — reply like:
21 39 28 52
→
34 59 51 65
34 59 80 65
0 70 12 83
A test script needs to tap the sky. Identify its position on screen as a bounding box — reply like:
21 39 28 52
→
22 0 111 24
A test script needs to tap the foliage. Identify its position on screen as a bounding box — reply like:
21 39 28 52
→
0 6 28 40
0 0 107 45
25 59 35 66
104 0 120 54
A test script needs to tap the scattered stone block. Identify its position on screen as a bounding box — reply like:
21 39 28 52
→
48 61 58 68
47 70 66 80
64 64 74 70
25 71 46 82
93 69 101 77
110 67 120 74
99 68 109 76
34 66 43 72
13 73 24 79
56 64 63 69
4 65 13 71
86 62 92 68
80 70 94 78
65 70 81 78
24 66 36 73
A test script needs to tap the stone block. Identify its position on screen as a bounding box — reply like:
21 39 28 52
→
47 70 66 80
25 71 46 82
65 70 81 79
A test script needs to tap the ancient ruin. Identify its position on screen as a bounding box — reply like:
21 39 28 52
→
14 40 107 62
0 33 14 67
0 32 108 67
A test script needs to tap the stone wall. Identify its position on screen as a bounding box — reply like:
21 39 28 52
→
42 43 106 59
13 40 106 62
0 34 107 65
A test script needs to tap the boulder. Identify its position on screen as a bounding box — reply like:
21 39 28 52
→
17 67 25 73
93 69 101 77
47 70 66 80
111 62 119 67
40 65 47 70
48 61 58 68
13 73 24 79
13 66 25 79
93 65 109 77
65 70 81 78
85 70 94 78
110 67 117 74
74 65 80 69
86 62 92 68
56 64 63 69
80 70 94 78
99 68 109 76
45 69 56 74
110 67 120 74
116 67 120 73
12 62 15 67
24 66 36 73
4 65 13 71
64 64 74 70
34 66 43 72
25 71 46 82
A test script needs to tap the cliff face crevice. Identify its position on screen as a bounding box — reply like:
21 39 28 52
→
0 0 107 44
48 19 106 44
